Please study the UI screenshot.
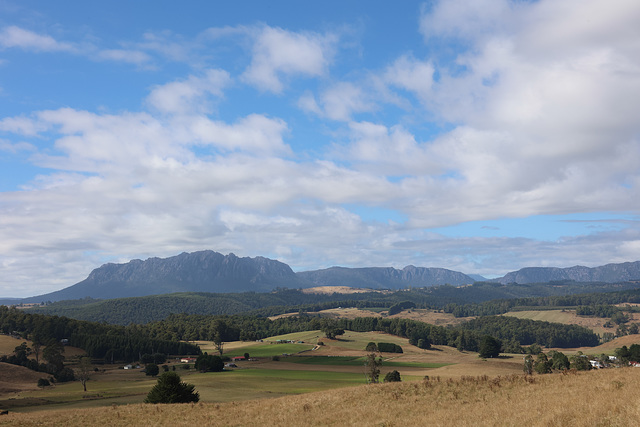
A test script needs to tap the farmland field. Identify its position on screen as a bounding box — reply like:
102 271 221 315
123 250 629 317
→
8 328 634 415
503 309 614 335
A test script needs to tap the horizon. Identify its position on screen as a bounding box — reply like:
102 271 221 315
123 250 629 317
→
3 248 639 299
2 0 640 297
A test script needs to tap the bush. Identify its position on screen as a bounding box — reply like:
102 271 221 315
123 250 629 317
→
365 342 378 352
144 372 199 404
37 378 50 388
271 355 280 361
384 370 401 383
145 363 159 376
377 342 403 353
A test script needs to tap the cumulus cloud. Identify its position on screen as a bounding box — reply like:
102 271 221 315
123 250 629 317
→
3 1 640 296
146 69 232 114
242 26 337 93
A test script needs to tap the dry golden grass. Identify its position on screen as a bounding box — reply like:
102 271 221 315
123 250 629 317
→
0 362 44 395
0 335 29 356
300 286 390 295
3 368 640 426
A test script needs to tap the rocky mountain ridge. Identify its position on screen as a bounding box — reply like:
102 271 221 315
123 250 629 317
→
12 251 640 303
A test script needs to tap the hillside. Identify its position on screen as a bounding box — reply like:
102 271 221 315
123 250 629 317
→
2 368 639 426
24 280 640 325
298 265 475 288
20 251 309 303
493 261 640 284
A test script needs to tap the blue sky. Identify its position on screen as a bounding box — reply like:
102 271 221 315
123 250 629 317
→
1 0 640 297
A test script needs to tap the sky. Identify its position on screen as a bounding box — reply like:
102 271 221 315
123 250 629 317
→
1 0 640 298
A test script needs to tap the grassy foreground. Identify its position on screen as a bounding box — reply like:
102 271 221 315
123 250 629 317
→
2 368 640 426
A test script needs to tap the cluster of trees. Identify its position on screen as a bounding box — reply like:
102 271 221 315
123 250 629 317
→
387 301 416 316
0 340 75 382
614 344 640 363
0 306 200 366
444 288 640 319
194 353 224 372
141 312 598 355
523 350 592 374
376 342 403 353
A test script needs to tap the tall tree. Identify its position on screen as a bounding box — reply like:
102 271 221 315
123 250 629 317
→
478 335 501 358
364 352 382 384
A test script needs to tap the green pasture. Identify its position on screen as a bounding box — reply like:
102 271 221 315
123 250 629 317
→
226 343 314 358
286 356 450 369
383 361 451 368
287 356 364 366
167 368 367 401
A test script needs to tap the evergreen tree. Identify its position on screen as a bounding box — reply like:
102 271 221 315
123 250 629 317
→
144 372 199 404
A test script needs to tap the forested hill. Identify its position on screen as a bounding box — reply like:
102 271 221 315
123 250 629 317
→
25 280 640 325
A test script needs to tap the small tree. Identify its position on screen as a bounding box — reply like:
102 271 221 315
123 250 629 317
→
384 370 401 383
569 352 592 371
243 352 250 360
364 352 382 384
523 355 534 375
144 372 199 404
548 350 570 371
534 353 552 374
37 378 50 389
365 342 378 352
145 363 160 376
76 357 92 392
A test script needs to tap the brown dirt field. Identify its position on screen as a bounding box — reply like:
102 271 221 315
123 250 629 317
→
0 362 45 395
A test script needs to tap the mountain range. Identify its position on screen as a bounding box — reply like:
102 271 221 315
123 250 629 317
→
11 250 640 303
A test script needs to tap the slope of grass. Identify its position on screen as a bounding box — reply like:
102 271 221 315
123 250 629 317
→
3 368 640 426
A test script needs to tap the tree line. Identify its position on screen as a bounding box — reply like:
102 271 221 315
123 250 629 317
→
24 280 640 325
0 306 200 364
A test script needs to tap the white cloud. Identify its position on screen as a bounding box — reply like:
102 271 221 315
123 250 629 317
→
384 55 435 100
146 69 232 115
3 1 640 296
242 26 337 93
299 82 375 121
0 25 75 52
0 138 35 153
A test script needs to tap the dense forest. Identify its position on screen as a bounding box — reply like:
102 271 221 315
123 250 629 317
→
443 287 640 317
0 306 200 363
23 280 640 325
